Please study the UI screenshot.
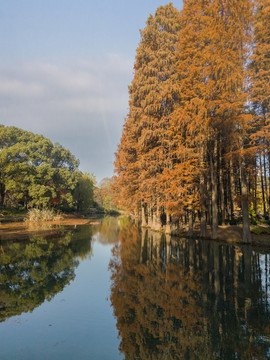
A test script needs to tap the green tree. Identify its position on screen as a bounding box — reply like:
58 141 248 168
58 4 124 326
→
0 125 81 209
73 173 95 212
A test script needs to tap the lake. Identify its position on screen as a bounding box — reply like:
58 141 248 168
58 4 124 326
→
0 217 270 359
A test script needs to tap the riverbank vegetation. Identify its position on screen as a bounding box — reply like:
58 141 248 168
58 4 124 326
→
114 1 270 242
25 208 63 223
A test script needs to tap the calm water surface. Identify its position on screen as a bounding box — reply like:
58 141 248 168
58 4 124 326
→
0 217 270 359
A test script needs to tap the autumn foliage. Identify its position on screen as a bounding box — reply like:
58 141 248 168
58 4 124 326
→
114 1 270 242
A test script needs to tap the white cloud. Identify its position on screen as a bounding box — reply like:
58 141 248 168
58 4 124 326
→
0 78 44 98
0 54 133 180
0 54 132 111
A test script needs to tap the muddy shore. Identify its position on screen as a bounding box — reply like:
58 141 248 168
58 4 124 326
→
0 215 101 241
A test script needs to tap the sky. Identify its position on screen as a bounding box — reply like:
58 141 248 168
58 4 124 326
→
0 0 182 182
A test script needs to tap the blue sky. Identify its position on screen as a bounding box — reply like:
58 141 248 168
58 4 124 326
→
0 0 182 182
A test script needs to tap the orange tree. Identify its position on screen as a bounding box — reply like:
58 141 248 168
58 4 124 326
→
114 3 181 223
175 0 253 240
250 0 270 218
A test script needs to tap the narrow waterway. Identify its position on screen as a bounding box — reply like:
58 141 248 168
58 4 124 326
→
0 217 270 359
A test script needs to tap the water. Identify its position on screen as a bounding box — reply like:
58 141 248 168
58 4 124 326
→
0 219 122 360
0 218 270 359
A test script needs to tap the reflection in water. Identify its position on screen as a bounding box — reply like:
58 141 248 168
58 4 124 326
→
0 226 93 322
94 216 121 245
110 222 270 360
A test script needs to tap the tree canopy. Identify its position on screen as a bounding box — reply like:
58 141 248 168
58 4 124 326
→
114 1 270 242
0 125 94 211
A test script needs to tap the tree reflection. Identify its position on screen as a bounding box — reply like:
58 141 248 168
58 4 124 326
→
93 216 121 245
110 222 270 359
0 226 93 322
110 225 205 359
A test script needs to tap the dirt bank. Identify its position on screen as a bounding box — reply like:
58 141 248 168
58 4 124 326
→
0 215 100 241
145 223 270 247
216 225 270 246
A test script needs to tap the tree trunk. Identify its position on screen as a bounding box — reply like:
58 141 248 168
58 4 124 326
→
240 158 252 243
188 210 193 237
230 158 235 221
211 140 218 239
260 156 266 217
263 152 270 217
141 204 147 227
165 210 171 234
152 205 162 231
254 168 257 215
220 168 225 225
0 183 5 207
134 209 140 225
200 209 207 238
206 169 211 225
218 143 225 225
148 203 153 228
199 148 207 237
268 151 270 215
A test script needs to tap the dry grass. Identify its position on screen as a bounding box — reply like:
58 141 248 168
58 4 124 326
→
25 208 63 223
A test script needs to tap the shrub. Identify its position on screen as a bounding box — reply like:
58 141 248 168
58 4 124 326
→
251 226 270 235
26 208 63 223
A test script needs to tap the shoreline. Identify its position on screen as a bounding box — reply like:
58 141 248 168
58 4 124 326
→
0 215 269 246
141 223 270 247
0 214 101 241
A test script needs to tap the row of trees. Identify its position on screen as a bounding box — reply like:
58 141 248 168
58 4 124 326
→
0 125 95 211
114 1 270 242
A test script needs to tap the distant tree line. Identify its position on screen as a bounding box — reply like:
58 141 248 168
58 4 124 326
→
94 177 117 212
0 125 95 212
114 1 270 242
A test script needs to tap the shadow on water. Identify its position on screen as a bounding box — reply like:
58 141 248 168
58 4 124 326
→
110 221 270 360
0 225 93 323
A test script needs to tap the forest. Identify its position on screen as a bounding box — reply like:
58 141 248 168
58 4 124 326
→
0 125 95 212
114 0 270 242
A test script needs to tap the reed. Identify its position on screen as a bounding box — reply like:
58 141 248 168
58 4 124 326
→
26 208 63 223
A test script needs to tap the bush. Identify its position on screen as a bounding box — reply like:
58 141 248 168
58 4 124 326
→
257 218 270 226
251 226 270 235
26 208 63 223
0 207 27 217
